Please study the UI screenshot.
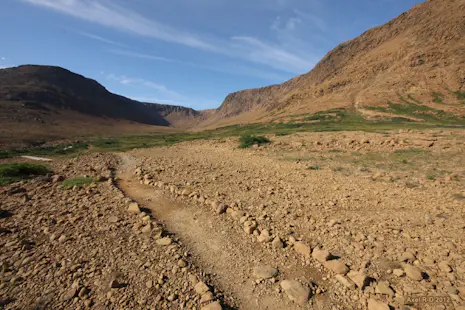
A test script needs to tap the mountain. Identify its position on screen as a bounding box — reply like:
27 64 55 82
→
204 0 464 126
0 65 203 147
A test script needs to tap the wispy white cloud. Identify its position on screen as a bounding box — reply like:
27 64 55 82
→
71 30 126 47
108 49 173 62
21 0 315 74
22 0 216 51
106 73 186 101
0 57 6 60
108 49 289 81
294 10 328 33
230 36 313 73
104 73 218 109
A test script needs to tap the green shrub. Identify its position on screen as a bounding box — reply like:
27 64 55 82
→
432 92 444 104
0 163 50 186
62 176 93 189
238 135 271 148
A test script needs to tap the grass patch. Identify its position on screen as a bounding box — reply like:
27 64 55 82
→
407 94 422 105
0 163 50 186
364 106 389 113
1 98 465 160
62 177 94 189
238 135 271 148
309 165 320 170
432 92 445 104
394 148 430 154
0 142 89 159
364 94 465 125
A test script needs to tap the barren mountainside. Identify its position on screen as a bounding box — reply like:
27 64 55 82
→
0 65 205 147
0 65 200 126
211 0 465 123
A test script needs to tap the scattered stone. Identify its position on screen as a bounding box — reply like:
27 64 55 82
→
367 298 390 310
231 210 245 219
280 280 311 305
200 291 215 303
156 237 173 246
393 269 405 277
375 281 395 297
400 252 416 263
127 202 141 214
324 260 349 275
312 247 330 263
347 271 368 289
62 285 79 301
109 279 120 289
201 301 222 310
188 274 199 286
141 224 152 234
216 204 228 215
78 287 90 298
108 215 119 223
294 242 311 258
404 265 424 281
438 261 452 273
257 229 272 243
335 274 355 289
252 266 278 279
272 237 284 249
194 281 210 295
243 220 257 234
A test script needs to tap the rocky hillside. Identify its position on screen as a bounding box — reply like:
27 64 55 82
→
211 0 465 123
0 65 206 147
0 65 203 127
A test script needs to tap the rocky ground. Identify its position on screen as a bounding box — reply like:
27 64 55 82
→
1 129 465 309
0 153 225 309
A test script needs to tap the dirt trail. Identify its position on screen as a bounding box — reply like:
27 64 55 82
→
116 153 320 310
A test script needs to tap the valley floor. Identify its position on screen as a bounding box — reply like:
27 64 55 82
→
1 129 465 309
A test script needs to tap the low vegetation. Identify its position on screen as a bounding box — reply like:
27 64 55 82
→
238 135 271 148
62 176 94 189
432 92 444 104
365 94 465 125
1 96 464 160
0 163 50 186
453 90 465 104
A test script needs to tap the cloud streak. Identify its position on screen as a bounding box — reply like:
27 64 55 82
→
23 0 216 50
108 49 173 63
21 0 314 74
106 73 186 101
72 30 127 47
109 49 289 81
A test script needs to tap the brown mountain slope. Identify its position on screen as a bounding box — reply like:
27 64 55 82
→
202 0 465 127
0 65 203 147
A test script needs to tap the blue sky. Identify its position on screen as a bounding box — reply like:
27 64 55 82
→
1 0 423 110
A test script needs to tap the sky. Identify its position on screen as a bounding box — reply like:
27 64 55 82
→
1 0 424 110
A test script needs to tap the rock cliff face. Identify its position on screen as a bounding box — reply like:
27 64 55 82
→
214 0 465 121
